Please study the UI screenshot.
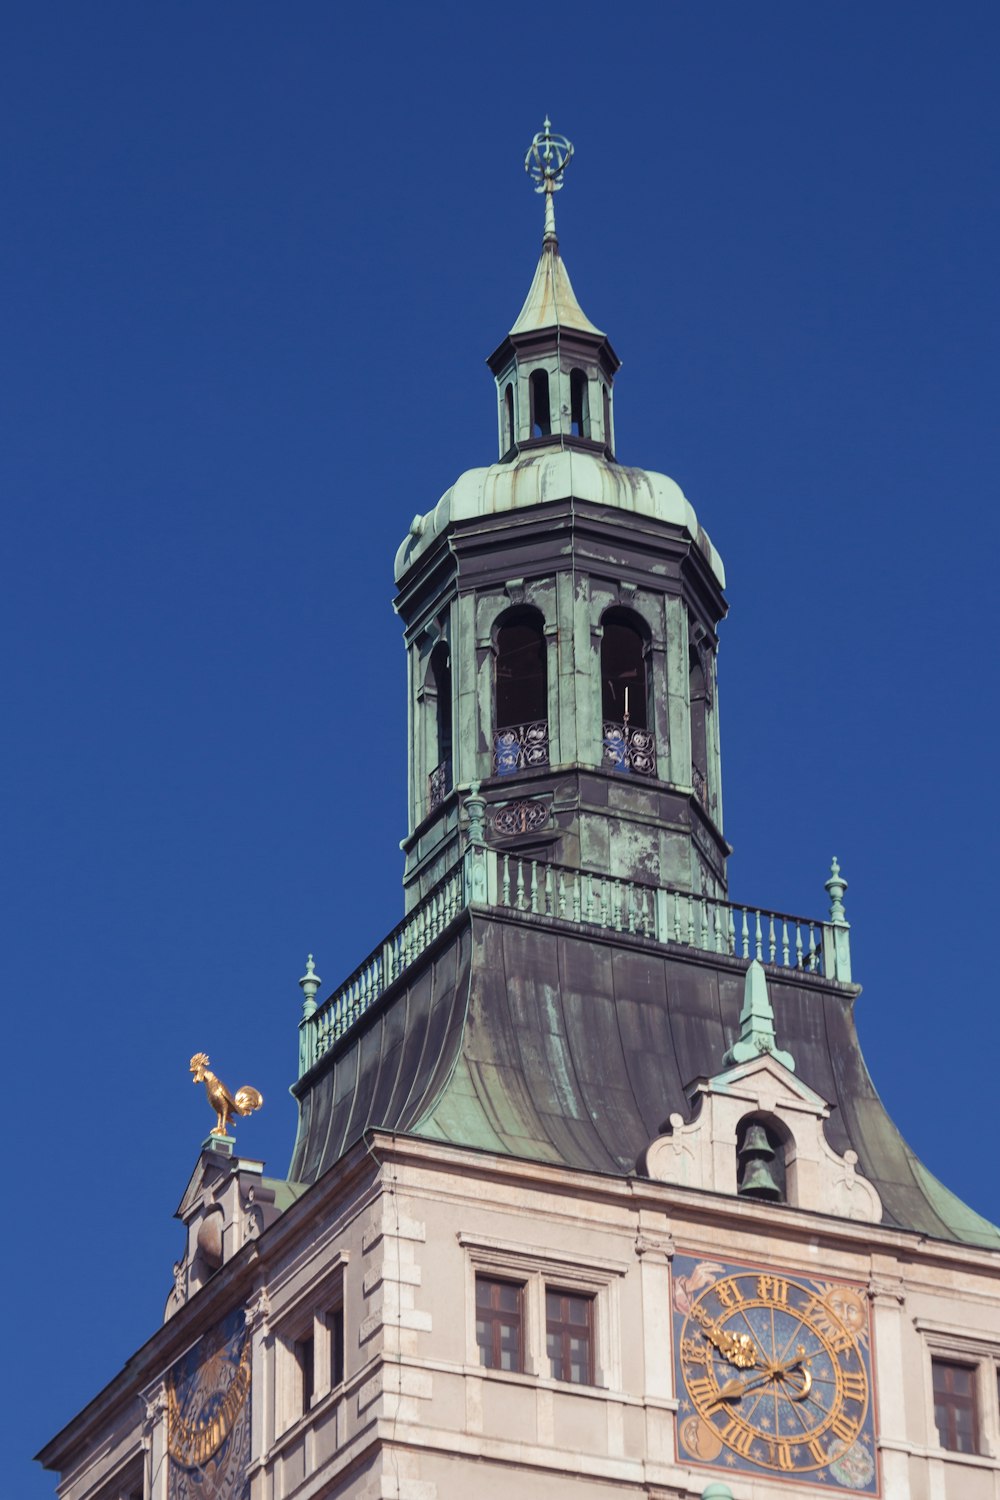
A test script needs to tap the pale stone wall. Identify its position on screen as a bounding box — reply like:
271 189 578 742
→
43 1131 1000 1500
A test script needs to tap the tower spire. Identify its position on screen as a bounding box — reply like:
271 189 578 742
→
524 116 573 245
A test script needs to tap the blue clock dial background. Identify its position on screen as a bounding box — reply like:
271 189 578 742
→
166 1307 251 1500
672 1253 878 1493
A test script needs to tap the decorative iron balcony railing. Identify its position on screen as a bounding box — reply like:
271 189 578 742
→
493 720 549 776
602 721 656 776
297 843 851 1076
428 759 451 811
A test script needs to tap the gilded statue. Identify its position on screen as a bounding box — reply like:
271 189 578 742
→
189 1053 263 1137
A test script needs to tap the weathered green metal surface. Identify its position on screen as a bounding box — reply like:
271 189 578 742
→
289 912 1000 1250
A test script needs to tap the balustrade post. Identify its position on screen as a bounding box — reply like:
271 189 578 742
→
297 954 322 1077
823 856 852 982
462 782 491 907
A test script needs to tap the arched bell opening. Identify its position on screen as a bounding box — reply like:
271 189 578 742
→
503 382 515 454
493 607 549 777
735 1113 790 1204
689 641 710 812
570 367 590 438
428 641 452 810
529 369 552 437
601 608 655 777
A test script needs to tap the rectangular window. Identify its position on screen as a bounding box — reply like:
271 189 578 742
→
295 1333 314 1413
546 1288 594 1385
476 1276 523 1372
933 1358 979 1453
328 1304 345 1389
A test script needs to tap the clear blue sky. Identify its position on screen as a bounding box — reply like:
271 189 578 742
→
6 4 998 1489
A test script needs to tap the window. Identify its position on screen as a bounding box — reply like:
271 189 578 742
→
295 1332 314 1412
328 1303 345 1389
570 368 590 437
546 1289 594 1384
689 640 709 809
602 383 612 449
476 1276 523 1371
428 640 452 807
493 608 549 776
601 609 655 776
271 1254 348 1435
462 1233 625 1390
933 1359 979 1453
601 611 648 728
529 368 551 436
504 382 515 451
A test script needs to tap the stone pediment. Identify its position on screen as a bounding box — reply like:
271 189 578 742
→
641 1052 883 1225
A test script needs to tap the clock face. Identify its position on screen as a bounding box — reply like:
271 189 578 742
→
673 1253 877 1493
166 1307 251 1500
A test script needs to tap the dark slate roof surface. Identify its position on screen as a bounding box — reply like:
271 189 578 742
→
288 911 1000 1251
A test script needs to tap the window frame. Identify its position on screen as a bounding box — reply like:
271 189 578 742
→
475 1273 525 1372
545 1285 596 1386
916 1317 1000 1463
932 1357 980 1454
270 1251 349 1439
460 1232 625 1390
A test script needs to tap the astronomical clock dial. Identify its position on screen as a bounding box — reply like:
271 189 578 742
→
672 1253 877 1492
166 1308 251 1500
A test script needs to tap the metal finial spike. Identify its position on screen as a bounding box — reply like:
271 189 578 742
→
524 118 574 245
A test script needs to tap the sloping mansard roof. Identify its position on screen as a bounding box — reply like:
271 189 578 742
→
289 910 1000 1252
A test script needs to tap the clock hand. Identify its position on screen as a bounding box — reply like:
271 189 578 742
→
706 1350 812 1408
691 1309 758 1369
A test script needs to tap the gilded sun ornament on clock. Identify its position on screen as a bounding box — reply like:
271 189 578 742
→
672 1253 877 1492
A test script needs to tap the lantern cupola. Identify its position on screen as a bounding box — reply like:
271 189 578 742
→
487 119 620 461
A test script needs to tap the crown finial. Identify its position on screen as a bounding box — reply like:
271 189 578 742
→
524 117 573 244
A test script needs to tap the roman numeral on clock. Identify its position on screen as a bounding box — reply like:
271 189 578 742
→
720 1419 755 1458
830 1410 860 1445
840 1370 867 1405
687 1375 719 1407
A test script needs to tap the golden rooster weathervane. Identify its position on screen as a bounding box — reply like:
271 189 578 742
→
189 1053 263 1137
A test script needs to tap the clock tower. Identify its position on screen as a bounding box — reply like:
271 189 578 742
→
40 123 1000 1500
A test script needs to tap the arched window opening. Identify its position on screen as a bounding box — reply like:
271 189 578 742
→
602 384 612 449
570 368 590 438
736 1115 787 1203
529 369 551 437
601 610 655 776
689 642 709 811
503 383 515 452
493 609 549 776
428 642 452 810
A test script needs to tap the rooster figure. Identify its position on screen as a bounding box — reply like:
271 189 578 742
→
189 1053 264 1137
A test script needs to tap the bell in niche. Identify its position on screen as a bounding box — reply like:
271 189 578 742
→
737 1118 786 1202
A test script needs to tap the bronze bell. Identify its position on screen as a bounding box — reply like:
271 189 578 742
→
737 1118 785 1201
738 1156 784 1200
739 1122 772 1155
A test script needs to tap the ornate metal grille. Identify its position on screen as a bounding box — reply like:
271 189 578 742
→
602 722 656 776
428 760 451 810
493 721 549 776
692 764 708 809
491 799 549 836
